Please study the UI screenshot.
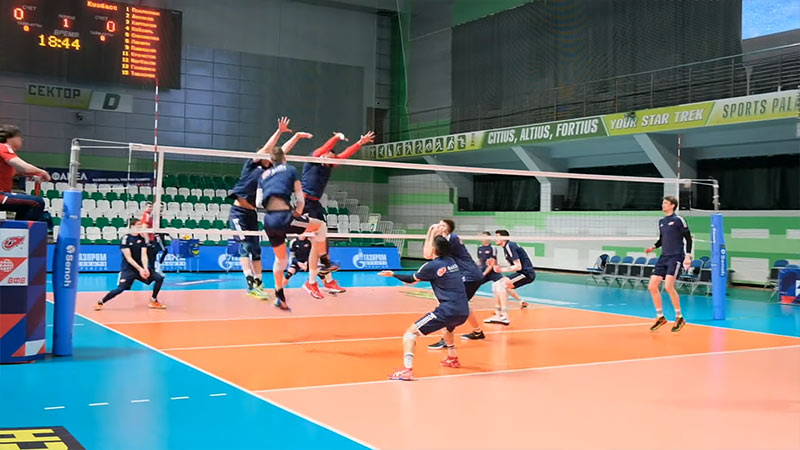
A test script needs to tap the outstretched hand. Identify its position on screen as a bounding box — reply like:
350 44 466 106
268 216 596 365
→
333 132 348 142
358 131 375 145
295 132 313 139
278 116 292 133
378 270 393 277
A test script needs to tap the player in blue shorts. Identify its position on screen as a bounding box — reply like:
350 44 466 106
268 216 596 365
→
645 196 692 332
425 219 487 347
485 229 536 325
228 117 302 300
256 146 328 310
95 219 166 310
380 236 469 381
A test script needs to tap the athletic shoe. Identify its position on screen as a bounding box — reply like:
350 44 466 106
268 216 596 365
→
484 315 510 325
253 286 272 300
322 280 346 294
427 338 447 350
304 282 324 299
520 301 528 309
461 330 486 340
148 300 167 309
274 298 291 311
94 302 104 311
650 316 668 331
320 260 340 273
671 317 686 333
388 368 414 381
440 356 460 368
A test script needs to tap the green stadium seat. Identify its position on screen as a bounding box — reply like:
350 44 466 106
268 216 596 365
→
110 239 121 245
187 195 199 204
81 191 89 200
199 196 212 204
80 217 94 227
203 240 216 246
110 217 126 229
133 193 145 202
198 219 212 229
174 194 186 203
160 219 169 228
170 218 184 228
80 238 93 245
211 197 224 205
212 219 226 230
184 219 197 229
90 192 104 201
93 238 109 245
177 174 191 186
95 217 110 228
163 175 178 187
118 193 130 202
161 194 173 203
46 190 59 199
51 216 61 226
105 192 118 202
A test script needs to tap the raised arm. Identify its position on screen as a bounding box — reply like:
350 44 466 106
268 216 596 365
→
422 224 440 260
335 131 374 160
312 133 347 157
254 117 292 162
281 132 313 154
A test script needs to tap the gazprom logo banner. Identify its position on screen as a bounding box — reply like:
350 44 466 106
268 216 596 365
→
47 245 401 272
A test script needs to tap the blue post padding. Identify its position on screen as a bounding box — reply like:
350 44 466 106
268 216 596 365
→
710 213 727 320
52 190 81 356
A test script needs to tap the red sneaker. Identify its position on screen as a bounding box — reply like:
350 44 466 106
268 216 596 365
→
303 281 324 299
440 356 460 368
388 368 414 381
323 279 346 294
148 300 167 309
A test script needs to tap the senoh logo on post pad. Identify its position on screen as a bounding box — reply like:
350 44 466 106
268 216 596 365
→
62 245 77 288
2 236 25 251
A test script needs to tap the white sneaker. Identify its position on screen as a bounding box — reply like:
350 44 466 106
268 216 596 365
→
483 315 501 324
484 315 510 325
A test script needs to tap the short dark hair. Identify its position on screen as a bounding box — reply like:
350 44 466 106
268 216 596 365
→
270 146 285 164
433 235 450 257
128 218 140 227
0 124 21 143
663 196 678 210
441 219 455 233
495 229 510 237
481 231 491 236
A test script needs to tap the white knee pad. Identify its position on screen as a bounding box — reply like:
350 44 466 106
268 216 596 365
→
273 257 288 273
403 331 417 346
492 280 504 294
313 226 327 243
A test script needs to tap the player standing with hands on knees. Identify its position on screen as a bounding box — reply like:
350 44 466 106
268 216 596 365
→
645 196 692 333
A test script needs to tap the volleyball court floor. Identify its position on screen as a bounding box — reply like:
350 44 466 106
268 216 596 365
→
1 270 798 449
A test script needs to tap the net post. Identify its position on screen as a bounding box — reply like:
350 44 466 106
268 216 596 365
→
710 178 726 319
53 139 82 356
152 144 165 234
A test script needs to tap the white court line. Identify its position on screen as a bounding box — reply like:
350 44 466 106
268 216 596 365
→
102 307 502 325
44 406 65 410
130 399 150 403
89 402 109 407
256 344 800 394
170 396 190 400
209 393 227 397
162 322 651 352
46 323 85 327
70 308 378 449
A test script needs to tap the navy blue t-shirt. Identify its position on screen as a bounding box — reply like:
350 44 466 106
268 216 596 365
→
290 238 312 263
301 162 333 199
230 160 263 205
120 234 146 273
444 233 483 282
503 241 535 275
258 163 299 207
477 244 497 271
657 214 690 257
415 257 469 316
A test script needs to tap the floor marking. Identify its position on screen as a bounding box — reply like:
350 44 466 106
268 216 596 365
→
89 402 109 407
44 406 65 410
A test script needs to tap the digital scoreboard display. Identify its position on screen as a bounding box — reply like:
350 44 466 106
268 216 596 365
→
0 0 182 88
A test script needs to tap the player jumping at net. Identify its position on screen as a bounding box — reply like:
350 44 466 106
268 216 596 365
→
484 229 536 325
283 130 376 297
95 218 166 310
228 117 307 300
257 146 328 310
645 196 692 333
425 219 487 348
380 236 468 381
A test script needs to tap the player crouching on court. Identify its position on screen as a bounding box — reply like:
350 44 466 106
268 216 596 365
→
484 229 536 325
95 219 166 310
380 236 469 381
257 146 329 310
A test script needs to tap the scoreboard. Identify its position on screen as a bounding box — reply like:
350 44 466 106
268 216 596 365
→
0 0 182 88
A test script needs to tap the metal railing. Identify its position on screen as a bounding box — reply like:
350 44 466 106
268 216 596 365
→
381 43 800 142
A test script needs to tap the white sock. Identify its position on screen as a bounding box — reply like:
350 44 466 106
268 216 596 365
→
656 309 664 318
675 310 682 318
403 353 414 369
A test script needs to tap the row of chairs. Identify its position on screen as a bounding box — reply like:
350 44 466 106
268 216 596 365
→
587 254 714 295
